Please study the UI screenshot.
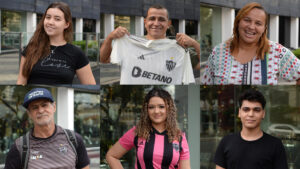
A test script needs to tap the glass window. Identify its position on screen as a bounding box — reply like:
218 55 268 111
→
279 16 291 47
185 20 198 39
74 91 100 168
166 19 179 38
100 85 190 169
200 5 222 62
1 10 26 51
114 15 135 34
100 14 104 39
36 13 43 25
200 85 300 169
1 10 26 32
83 19 96 32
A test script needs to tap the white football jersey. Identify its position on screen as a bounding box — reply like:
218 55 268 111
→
110 35 195 84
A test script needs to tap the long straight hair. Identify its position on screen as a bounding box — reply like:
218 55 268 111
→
22 2 73 78
229 2 270 60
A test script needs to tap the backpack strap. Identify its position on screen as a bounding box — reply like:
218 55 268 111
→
18 132 30 169
63 129 78 165
261 53 268 84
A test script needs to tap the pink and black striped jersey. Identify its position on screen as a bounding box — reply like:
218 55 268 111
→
119 126 190 169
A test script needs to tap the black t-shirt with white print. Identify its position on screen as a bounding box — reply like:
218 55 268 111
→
22 43 89 85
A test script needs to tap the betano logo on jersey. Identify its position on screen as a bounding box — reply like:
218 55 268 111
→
131 66 173 84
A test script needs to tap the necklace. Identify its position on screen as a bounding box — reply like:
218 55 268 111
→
51 46 58 55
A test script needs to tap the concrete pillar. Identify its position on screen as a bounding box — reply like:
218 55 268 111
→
57 87 74 130
75 18 83 41
104 14 114 38
135 16 144 36
26 12 37 44
96 19 100 42
269 15 279 43
188 85 200 169
221 7 235 42
179 19 186 33
96 19 101 34
290 17 299 48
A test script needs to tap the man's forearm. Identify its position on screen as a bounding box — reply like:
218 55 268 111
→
100 38 113 63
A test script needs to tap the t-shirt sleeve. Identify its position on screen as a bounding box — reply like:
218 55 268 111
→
182 50 196 84
201 47 216 85
75 133 90 169
74 45 89 70
214 137 227 168
180 133 190 160
110 39 122 65
4 143 22 169
273 139 288 169
276 43 300 81
118 126 136 151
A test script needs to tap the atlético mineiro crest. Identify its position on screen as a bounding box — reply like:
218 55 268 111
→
166 60 176 71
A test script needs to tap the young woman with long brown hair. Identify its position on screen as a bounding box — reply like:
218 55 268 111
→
106 88 191 169
201 2 300 85
17 2 96 85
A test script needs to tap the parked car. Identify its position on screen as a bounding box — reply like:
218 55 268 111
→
267 124 300 139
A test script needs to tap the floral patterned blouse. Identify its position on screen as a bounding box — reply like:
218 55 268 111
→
201 41 300 85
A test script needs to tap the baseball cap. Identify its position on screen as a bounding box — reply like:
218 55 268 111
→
23 88 54 108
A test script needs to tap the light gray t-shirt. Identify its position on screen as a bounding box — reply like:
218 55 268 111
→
15 126 76 169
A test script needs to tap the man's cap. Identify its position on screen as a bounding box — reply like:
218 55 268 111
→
23 88 54 108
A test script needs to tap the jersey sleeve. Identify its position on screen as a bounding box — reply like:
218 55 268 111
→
201 47 216 85
74 45 89 70
276 43 300 81
4 143 22 169
180 133 190 160
182 50 196 84
119 126 136 151
75 133 90 169
273 139 288 169
110 39 122 65
214 136 227 168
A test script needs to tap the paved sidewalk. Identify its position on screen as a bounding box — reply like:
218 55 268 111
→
0 52 19 84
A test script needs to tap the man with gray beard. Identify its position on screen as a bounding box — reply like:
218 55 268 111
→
5 88 90 169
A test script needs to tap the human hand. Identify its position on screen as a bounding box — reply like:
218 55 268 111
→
176 33 197 48
108 26 130 40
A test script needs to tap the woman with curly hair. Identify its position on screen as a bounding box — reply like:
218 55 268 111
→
17 2 96 85
106 88 191 169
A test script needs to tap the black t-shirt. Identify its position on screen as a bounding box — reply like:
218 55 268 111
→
4 126 90 169
22 43 89 84
214 132 288 169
